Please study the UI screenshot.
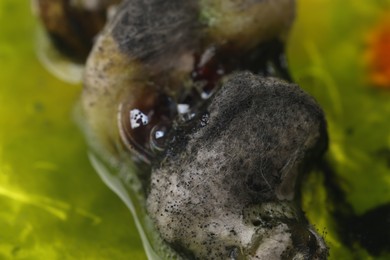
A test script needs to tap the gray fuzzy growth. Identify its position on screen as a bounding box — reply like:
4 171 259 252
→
147 72 328 259
111 0 198 62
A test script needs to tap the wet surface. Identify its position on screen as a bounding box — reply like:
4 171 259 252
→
321 160 390 256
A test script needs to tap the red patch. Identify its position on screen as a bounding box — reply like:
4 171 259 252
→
365 13 390 89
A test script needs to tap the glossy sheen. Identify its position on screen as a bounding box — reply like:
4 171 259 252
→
80 0 329 259
82 0 296 162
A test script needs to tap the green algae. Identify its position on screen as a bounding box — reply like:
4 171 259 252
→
0 1 146 259
288 0 390 259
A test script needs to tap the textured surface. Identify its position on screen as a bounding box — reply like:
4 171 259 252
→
147 72 328 259
112 0 198 62
1 0 390 259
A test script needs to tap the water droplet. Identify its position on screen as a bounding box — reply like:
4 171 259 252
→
150 123 170 152
118 90 176 163
155 130 164 139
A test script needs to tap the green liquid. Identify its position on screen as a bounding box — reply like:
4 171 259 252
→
0 1 146 259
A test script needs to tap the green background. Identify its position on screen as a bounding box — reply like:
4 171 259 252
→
289 1 390 259
0 0 389 259
0 0 145 259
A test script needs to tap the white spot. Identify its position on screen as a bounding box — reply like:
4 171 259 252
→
201 92 212 100
177 104 190 114
155 131 165 139
199 46 216 67
130 109 149 129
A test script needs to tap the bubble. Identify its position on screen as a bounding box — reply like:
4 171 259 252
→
118 90 176 163
150 123 170 152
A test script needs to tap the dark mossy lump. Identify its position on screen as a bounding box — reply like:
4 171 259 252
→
147 72 328 259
